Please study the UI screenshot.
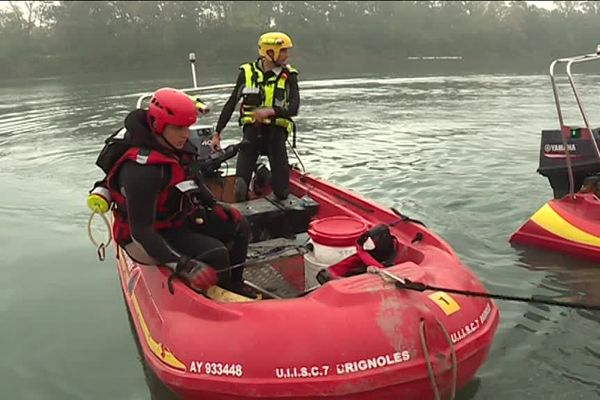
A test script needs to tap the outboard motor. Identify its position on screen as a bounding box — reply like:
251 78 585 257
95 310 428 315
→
510 45 600 260
188 124 215 159
535 45 600 199
188 124 246 178
538 127 600 198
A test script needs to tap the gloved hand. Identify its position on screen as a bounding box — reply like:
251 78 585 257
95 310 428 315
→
174 256 218 291
212 202 242 224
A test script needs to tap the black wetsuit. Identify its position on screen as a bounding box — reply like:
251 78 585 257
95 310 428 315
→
113 110 250 286
216 67 300 200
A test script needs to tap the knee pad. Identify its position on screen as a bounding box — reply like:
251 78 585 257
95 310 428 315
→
234 177 249 202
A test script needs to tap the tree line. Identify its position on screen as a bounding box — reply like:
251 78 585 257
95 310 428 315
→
1 1 599 79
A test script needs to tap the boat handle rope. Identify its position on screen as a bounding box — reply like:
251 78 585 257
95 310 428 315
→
215 243 311 274
287 138 307 174
366 267 600 311
419 319 457 400
439 318 457 400
87 211 112 261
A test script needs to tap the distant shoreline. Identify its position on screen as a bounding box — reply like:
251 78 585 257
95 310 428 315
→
0 54 560 82
407 56 464 60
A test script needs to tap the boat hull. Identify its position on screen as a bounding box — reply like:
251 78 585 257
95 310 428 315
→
510 193 600 262
117 169 500 400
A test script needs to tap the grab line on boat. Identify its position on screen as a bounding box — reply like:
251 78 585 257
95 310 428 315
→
419 319 457 400
366 267 600 311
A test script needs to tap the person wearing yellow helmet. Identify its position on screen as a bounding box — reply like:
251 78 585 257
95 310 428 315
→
257 31 293 65
212 31 300 201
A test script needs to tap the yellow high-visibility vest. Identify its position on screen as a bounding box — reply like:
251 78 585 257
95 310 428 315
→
238 61 298 134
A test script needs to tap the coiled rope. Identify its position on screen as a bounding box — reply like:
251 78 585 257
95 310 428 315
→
87 211 112 261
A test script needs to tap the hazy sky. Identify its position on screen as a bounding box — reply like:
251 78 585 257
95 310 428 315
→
0 1 559 11
529 1 558 9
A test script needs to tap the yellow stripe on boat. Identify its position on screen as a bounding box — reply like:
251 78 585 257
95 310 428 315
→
206 286 256 302
118 246 251 370
531 203 600 248
118 249 185 370
131 294 187 371
117 247 130 281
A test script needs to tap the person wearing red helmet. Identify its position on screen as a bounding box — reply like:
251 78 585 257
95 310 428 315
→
92 88 253 296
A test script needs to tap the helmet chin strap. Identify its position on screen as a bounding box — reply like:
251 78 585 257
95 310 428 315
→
161 135 182 153
152 120 183 153
265 52 282 67
273 53 284 66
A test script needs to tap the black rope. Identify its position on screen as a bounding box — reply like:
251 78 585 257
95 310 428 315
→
167 244 309 295
395 279 600 311
391 207 426 227
220 244 310 274
292 123 297 148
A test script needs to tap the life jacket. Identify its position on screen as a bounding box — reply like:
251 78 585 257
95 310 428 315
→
94 109 212 246
238 60 298 134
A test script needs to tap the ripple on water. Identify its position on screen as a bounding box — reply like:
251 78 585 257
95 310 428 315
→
2 73 600 399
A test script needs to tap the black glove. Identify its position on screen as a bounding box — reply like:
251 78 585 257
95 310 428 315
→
172 256 218 291
316 269 333 285
212 202 243 224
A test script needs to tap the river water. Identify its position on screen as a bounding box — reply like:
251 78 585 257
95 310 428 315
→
1 70 600 399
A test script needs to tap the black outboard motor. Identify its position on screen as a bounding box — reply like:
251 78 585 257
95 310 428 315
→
188 124 215 158
537 127 600 199
536 46 600 199
188 124 247 178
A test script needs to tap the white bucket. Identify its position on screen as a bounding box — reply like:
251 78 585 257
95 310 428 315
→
303 216 368 290
303 239 361 290
303 251 329 290
303 245 359 290
311 241 357 266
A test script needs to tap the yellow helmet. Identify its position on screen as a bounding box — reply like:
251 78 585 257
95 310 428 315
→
258 32 293 63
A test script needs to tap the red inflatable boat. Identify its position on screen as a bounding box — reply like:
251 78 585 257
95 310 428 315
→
115 154 499 399
101 62 500 398
511 193 600 262
510 48 600 261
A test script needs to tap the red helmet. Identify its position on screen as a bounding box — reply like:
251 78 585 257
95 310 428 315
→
147 88 197 135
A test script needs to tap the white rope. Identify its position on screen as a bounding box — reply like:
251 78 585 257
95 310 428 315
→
419 319 458 400
87 211 113 261
366 266 407 285
419 320 442 400
436 318 457 400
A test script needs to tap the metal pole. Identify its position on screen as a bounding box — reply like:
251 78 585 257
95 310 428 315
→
549 60 564 127
549 59 574 197
547 51 600 199
566 58 600 161
189 52 198 88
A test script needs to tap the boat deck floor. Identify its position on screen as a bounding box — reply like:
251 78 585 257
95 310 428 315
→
244 235 309 298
